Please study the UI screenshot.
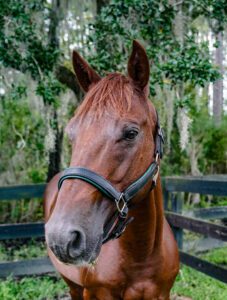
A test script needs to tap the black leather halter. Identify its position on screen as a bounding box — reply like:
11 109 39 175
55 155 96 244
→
58 112 164 244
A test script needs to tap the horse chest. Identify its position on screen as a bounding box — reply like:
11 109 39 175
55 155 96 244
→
51 250 163 299
83 280 164 300
81 257 165 299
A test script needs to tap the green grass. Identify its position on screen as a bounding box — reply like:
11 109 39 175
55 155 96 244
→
0 276 68 300
172 265 227 300
0 240 47 262
0 243 227 299
172 247 227 300
0 240 68 299
1 266 226 300
201 247 227 266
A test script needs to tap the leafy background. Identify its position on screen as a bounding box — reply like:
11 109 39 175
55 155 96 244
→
0 1 227 299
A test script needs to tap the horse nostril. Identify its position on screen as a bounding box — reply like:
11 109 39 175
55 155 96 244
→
67 230 85 259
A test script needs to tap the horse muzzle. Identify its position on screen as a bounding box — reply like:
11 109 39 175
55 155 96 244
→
45 222 102 265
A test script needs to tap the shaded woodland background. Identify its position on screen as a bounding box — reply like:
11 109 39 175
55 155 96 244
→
0 0 226 187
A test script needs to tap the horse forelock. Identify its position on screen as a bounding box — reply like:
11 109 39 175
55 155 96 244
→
75 73 137 119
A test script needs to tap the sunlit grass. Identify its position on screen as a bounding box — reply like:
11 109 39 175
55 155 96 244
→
200 247 227 265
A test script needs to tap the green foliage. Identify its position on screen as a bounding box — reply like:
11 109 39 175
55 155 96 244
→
0 0 65 106
187 0 227 32
0 91 47 183
191 115 227 174
162 40 220 87
36 74 65 107
0 0 59 78
0 198 44 223
10 85 27 101
202 119 227 172
0 0 67 185
0 244 8 261
88 0 220 95
161 118 191 176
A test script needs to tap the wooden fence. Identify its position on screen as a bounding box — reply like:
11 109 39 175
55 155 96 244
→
0 184 54 277
163 176 227 284
0 177 227 283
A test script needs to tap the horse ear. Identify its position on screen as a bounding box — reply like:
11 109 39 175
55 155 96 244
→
127 40 150 92
72 50 101 92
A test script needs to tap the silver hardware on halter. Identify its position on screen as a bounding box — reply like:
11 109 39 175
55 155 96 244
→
115 193 128 217
114 227 126 238
155 152 159 162
158 127 164 142
152 165 159 186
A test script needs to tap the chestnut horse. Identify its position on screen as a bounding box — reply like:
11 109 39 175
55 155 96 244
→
44 41 179 300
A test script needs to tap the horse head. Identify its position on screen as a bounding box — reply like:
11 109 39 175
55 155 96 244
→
45 41 160 266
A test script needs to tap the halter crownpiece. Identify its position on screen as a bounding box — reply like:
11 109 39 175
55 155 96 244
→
58 111 164 244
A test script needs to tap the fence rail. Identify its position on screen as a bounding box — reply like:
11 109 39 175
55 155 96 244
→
0 184 45 201
0 257 54 278
0 177 227 283
184 206 227 219
0 222 44 240
165 212 227 241
179 252 227 283
164 176 227 196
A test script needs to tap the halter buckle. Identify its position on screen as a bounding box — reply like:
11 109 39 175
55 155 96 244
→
115 193 128 218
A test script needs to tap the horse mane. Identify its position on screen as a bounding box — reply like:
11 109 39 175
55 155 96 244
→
75 73 134 119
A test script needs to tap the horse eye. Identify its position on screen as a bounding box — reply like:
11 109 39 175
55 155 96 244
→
124 129 139 140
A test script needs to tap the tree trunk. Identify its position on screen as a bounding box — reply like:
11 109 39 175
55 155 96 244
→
188 136 202 205
46 0 62 181
213 31 223 126
189 136 201 176
48 0 60 49
47 110 63 182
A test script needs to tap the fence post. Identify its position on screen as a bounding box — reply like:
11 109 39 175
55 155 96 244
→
163 190 169 211
162 180 169 211
171 192 183 249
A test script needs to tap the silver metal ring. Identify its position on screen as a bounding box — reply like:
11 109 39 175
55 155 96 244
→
115 193 127 215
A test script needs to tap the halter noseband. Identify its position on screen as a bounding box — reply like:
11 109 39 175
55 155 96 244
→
58 112 164 244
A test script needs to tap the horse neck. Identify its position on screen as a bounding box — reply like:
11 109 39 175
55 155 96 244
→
120 176 164 262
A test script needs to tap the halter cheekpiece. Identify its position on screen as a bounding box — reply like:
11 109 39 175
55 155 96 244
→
58 111 164 244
